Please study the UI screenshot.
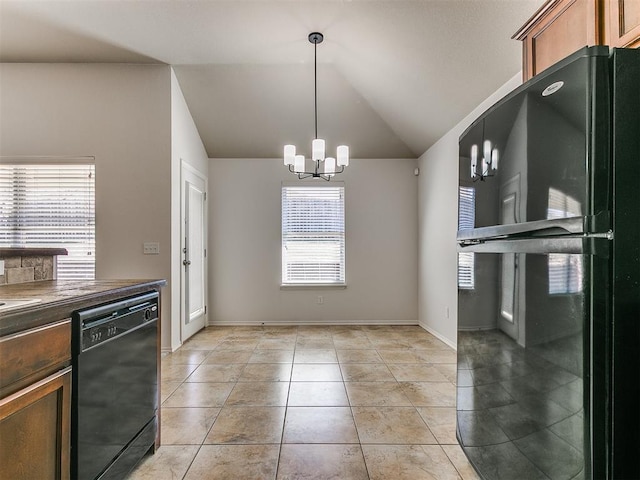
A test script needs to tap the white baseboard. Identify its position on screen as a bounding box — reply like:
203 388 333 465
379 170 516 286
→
162 339 186 354
418 321 457 350
169 320 457 352
457 325 494 331
208 319 419 327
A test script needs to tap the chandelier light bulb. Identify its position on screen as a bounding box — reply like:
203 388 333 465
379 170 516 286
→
482 140 492 174
294 155 305 173
337 145 349 166
284 145 296 166
312 139 325 161
491 148 499 170
325 157 336 175
470 144 478 178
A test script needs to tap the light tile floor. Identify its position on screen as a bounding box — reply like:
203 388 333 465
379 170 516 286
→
129 325 481 480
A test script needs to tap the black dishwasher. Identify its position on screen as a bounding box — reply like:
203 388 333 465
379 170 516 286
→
72 291 159 480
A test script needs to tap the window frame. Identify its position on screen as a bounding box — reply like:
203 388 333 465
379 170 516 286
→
0 157 96 281
281 181 346 287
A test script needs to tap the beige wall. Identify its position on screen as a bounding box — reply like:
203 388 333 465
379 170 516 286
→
208 158 418 325
0 62 527 348
0 63 174 347
417 73 522 347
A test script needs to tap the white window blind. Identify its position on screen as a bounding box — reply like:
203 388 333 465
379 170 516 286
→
547 187 582 219
546 188 583 294
458 186 475 290
548 253 583 295
282 184 345 285
0 163 96 280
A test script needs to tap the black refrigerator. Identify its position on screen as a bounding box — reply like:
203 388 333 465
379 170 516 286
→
456 46 640 480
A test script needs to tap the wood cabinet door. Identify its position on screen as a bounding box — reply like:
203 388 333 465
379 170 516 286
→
608 0 640 47
0 320 71 396
514 0 604 80
0 367 71 480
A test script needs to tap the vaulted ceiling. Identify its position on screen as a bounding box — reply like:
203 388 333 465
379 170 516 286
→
0 0 543 158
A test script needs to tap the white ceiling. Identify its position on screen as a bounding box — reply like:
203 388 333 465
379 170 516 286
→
0 0 543 159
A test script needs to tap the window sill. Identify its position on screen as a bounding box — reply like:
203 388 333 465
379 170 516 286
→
280 284 347 290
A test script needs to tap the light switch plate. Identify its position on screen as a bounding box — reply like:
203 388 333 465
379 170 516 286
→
0 260 4 275
143 242 160 255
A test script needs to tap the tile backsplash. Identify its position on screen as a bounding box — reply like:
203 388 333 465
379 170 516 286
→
0 255 56 284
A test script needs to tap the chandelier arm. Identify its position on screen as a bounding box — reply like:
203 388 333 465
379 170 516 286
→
289 164 328 179
472 171 495 182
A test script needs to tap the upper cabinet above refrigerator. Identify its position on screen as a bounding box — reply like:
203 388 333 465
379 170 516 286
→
458 47 612 241
513 0 640 81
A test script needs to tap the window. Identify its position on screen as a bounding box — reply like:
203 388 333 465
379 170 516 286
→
548 254 583 294
458 186 475 290
546 188 583 294
281 184 345 285
0 163 96 280
547 187 582 219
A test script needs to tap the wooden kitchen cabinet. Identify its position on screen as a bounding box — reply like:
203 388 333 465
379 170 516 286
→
513 0 605 80
514 0 640 80
0 320 71 480
0 368 71 480
608 0 640 47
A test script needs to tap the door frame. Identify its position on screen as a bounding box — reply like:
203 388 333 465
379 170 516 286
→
180 160 208 343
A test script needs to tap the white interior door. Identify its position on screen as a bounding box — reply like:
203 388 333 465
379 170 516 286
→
181 163 207 341
498 175 520 341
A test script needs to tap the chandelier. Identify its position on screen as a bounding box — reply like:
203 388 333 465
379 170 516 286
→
469 140 499 181
283 32 349 181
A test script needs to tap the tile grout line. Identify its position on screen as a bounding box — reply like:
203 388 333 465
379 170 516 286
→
274 325 298 480
166 343 211 479
348 330 378 480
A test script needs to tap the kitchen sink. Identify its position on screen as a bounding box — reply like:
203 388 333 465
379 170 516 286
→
0 298 42 311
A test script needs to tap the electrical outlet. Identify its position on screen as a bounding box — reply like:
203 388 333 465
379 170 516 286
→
317 295 324 305
143 242 160 255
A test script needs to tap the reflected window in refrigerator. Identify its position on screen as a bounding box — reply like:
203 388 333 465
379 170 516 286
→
458 252 475 290
547 187 582 219
458 186 475 290
549 253 584 294
547 188 583 294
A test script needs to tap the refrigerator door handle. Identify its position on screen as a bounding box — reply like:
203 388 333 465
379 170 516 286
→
457 216 586 241
457 236 611 256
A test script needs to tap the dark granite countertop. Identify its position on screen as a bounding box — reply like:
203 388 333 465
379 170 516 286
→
0 279 166 337
0 247 68 257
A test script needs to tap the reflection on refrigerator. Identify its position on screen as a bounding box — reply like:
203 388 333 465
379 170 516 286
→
456 47 640 479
